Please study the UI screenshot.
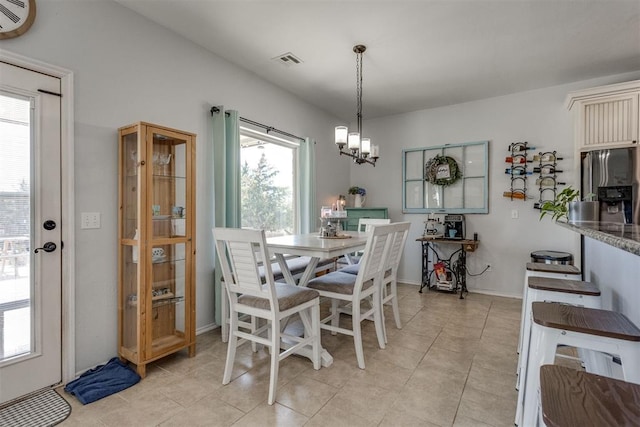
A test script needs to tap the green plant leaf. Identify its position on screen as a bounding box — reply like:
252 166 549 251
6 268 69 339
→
539 186 580 222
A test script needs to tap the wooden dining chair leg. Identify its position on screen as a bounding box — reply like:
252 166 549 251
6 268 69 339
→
373 287 386 350
251 316 259 352
268 321 280 405
379 280 402 345
353 303 366 369
221 286 229 343
379 290 389 345
223 312 239 385
330 299 340 335
390 281 402 330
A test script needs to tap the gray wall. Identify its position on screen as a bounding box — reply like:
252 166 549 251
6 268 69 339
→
2 0 347 373
3 0 639 373
355 71 640 296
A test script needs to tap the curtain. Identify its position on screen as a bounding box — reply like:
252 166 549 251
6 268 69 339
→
212 107 240 325
298 137 316 234
212 111 315 324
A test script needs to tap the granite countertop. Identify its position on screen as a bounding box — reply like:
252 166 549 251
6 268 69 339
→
557 221 640 256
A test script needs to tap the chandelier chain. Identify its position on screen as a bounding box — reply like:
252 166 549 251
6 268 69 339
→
356 49 363 135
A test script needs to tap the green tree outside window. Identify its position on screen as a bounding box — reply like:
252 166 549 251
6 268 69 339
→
241 153 292 233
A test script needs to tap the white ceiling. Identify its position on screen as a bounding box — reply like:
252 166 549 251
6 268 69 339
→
115 0 640 121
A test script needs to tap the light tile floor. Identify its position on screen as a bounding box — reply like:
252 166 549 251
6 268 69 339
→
58 284 524 426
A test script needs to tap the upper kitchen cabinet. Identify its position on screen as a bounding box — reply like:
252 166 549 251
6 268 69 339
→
566 80 640 152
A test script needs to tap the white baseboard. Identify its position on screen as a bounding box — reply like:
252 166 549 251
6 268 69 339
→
398 279 421 286
71 324 222 379
196 323 220 335
466 288 521 299
397 279 521 300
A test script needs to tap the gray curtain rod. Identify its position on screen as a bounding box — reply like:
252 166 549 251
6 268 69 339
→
210 106 304 142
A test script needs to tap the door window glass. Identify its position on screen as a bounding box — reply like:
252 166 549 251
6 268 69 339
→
0 92 32 361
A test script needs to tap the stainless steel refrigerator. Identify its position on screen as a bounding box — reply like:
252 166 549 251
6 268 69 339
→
581 147 639 224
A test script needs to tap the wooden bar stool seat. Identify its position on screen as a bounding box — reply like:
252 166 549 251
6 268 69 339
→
518 302 640 426
540 365 640 427
524 262 581 275
516 276 601 394
518 263 582 355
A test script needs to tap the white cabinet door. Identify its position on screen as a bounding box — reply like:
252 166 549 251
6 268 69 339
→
577 92 639 150
567 80 640 152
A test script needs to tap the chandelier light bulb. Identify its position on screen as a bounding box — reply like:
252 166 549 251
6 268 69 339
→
335 126 348 146
371 145 380 158
361 138 371 154
348 132 360 150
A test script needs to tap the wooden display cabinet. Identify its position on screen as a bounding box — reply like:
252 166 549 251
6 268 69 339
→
117 122 196 377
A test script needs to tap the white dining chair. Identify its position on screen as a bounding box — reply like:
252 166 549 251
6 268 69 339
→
339 222 410 343
306 223 396 369
213 227 321 405
379 222 410 342
218 256 334 343
343 218 391 265
358 217 391 232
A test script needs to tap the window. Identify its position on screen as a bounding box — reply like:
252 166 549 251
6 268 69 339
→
240 127 298 236
402 140 489 214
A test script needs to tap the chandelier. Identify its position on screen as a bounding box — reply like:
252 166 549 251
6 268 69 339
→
335 45 379 166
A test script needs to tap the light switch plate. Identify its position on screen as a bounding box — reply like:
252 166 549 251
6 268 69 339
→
81 212 101 229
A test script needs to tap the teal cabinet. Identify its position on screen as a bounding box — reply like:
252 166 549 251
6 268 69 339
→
345 208 389 231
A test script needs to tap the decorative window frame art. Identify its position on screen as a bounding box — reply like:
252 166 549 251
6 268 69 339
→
402 140 489 214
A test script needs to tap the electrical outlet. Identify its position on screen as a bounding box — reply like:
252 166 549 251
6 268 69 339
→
81 212 101 229
486 264 492 272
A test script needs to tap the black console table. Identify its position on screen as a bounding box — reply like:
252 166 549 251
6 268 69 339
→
416 237 479 299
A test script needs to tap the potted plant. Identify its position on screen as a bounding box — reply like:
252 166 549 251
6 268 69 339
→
539 186 598 222
348 186 366 207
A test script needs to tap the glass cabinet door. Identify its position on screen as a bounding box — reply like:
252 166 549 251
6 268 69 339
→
150 131 187 239
119 128 140 359
150 242 187 351
147 128 191 356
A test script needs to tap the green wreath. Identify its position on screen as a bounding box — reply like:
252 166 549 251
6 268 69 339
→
425 155 462 186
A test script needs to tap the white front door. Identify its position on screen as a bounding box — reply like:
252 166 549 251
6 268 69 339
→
0 61 62 404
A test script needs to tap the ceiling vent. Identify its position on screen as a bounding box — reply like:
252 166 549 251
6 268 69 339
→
272 52 303 67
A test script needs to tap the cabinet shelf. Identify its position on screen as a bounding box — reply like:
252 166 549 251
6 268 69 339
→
152 174 186 179
123 333 186 360
127 255 187 265
118 121 196 378
152 256 186 265
127 294 185 308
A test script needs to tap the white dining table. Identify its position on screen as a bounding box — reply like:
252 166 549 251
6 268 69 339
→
266 231 370 367
266 231 369 287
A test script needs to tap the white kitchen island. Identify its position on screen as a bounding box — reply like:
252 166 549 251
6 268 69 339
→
557 221 640 327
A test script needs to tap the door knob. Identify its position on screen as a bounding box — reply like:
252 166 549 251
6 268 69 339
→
34 242 57 253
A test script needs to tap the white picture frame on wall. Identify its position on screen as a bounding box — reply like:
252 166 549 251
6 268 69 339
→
402 140 489 214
